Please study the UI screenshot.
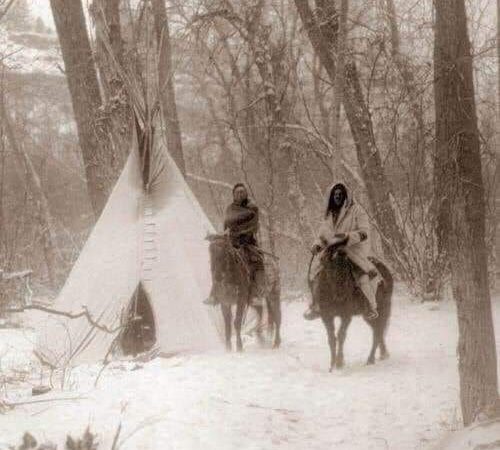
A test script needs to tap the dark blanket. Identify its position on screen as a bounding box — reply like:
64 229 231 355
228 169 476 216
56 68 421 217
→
224 201 259 246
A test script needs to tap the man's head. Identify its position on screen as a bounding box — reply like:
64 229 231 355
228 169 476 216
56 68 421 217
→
232 183 249 206
326 183 348 216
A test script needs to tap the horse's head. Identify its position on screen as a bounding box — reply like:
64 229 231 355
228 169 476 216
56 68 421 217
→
206 233 231 268
207 233 248 281
327 246 353 273
206 233 251 305
316 247 356 301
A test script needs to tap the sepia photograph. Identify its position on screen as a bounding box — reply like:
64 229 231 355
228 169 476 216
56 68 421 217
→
0 0 499 448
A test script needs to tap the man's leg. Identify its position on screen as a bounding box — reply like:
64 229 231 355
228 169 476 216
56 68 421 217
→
249 259 265 307
358 274 378 320
240 244 266 307
304 272 322 320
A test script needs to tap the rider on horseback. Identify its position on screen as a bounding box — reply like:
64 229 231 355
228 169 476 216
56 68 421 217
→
204 183 265 307
304 182 380 321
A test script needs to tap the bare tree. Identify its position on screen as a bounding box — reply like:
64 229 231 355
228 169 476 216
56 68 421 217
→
496 0 500 281
152 0 186 175
0 0 17 23
50 0 122 218
190 1 309 254
332 0 347 155
434 0 499 425
293 0 410 279
0 90 61 288
91 0 133 157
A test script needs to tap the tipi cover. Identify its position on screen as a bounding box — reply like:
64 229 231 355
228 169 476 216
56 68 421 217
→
35 135 221 368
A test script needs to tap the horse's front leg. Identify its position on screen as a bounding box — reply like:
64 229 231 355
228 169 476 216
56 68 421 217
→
221 304 232 352
378 330 389 360
253 305 265 346
321 313 336 371
336 316 352 369
367 324 378 365
234 302 245 352
268 293 281 349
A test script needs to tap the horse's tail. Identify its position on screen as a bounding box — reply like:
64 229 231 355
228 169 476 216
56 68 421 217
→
375 259 394 298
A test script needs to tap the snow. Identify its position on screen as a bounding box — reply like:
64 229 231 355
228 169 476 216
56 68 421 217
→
0 292 499 450
433 419 500 450
30 2 54 30
0 28 62 76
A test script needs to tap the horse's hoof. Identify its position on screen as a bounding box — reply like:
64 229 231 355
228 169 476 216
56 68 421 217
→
329 366 335 373
366 358 375 365
335 360 344 369
273 339 281 349
380 352 390 361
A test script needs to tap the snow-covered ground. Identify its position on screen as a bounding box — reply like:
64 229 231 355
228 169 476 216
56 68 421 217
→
0 291 499 450
0 28 61 76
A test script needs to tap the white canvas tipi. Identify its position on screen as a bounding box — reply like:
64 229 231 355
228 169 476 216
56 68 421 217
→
35 128 221 368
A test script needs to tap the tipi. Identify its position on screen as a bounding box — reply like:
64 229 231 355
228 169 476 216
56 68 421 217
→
35 123 221 368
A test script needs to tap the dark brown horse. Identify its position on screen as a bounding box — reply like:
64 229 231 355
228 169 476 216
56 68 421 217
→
207 234 281 352
309 248 393 371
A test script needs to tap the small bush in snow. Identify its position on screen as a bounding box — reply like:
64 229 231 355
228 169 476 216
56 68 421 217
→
10 428 98 450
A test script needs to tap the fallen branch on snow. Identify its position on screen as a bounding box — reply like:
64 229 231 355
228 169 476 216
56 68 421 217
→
6 303 122 334
8 395 87 407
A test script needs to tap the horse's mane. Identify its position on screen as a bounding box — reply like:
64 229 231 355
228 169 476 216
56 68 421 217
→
208 236 250 278
317 252 358 305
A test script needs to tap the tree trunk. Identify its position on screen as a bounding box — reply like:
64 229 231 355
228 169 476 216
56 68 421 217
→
293 0 409 277
496 0 500 281
332 0 347 158
312 56 331 141
434 0 499 425
0 92 61 288
50 0 120 218
0 126 5 247
384 0 426 167
152 0 186 175
91 0 124 82
91 0 132 164
100 0 123 65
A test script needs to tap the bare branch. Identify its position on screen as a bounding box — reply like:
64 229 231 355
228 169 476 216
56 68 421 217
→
0 0 17 23
6 304 122 334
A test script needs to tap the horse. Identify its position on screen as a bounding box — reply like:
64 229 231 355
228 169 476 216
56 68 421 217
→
207 234 281 352
309 247 393 371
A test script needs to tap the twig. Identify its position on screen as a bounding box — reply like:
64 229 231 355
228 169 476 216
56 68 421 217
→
8 395 87 406
111 421 123 450
246 402 299 414
6 304 122 334
186 172 233 190
212 396 299 414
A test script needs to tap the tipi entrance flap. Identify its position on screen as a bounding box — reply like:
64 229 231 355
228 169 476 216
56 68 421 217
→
120 282 157 356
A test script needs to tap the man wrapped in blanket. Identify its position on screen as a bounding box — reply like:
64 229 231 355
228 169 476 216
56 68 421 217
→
204 183 265 307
